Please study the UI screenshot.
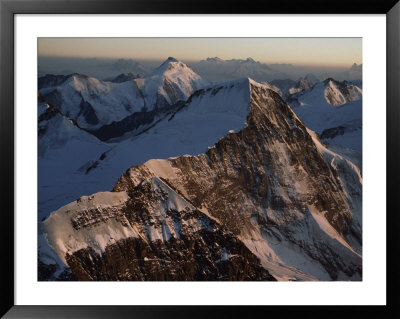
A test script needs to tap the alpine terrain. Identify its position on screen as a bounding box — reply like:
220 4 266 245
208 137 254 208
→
38 58 362 282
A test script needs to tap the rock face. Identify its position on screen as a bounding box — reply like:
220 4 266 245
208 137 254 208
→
87 100 184 141
323 78 362 106
108 72 138 83
43 178 275 281
111 82 362 280
42 79 362 281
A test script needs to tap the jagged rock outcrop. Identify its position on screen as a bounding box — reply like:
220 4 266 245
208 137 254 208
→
43 179 275 281
323 78 362 106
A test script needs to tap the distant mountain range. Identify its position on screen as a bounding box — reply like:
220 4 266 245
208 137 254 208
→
38 56 362 82
38 58 362 282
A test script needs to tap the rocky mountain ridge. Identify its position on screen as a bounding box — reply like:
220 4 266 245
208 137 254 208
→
42 79 362 281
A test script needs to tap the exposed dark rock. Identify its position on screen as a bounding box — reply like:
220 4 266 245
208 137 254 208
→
324 78 361 106
88 101 184 141
320 120 362 140
63 177 276 281
38 93 90 135
112 83 362 280
78 98 99 125
42 89 63 110
38 74 71 90
109 73 137 83
66 232 275 281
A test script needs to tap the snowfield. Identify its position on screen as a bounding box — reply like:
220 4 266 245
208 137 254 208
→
287 79 362 152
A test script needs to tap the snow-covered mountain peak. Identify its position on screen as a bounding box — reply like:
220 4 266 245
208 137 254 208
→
290 77 362 108
285 76 362 151
69 73 110 95
38 58 209 136
133 58 209 107
150 57 191 76
322 78 362 106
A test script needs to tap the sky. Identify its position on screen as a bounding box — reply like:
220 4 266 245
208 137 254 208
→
38 38 362 67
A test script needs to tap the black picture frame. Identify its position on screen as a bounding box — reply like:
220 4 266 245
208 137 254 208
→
1 0 399 318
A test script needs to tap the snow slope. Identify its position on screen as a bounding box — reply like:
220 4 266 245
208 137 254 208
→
134 57 209 109
83 78 252 192
38 78 253 270
291 79 362 107
38 78 251 222
38 58 208 131
38 100 111 220
39 74 145 129
287 79 362 152
42 191 131 264
42 174 275 281
38 58 210 217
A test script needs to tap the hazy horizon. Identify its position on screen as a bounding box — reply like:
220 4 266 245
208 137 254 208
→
38 56 361 82
37 55 359 69
38 37 362 68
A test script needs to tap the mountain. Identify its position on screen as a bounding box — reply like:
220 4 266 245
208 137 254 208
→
191 58 343 82
38 58 209 141
38 73 145 130
38 95 110 219
259 81 283 96
42 78 362 281
37 56 152 82
102 58 149 75
37 58 209 219
334 63 362 81
105 72 140 83
323 78 362 106
271 74 320 98
289 78 362 107
42 183 276 281
286 78 362 152
40 78 253 219
134 57 209 111
303 73 320 85
192 57 292 82
270 79 297 96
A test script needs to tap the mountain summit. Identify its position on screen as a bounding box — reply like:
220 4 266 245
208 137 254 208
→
137 58 209 108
